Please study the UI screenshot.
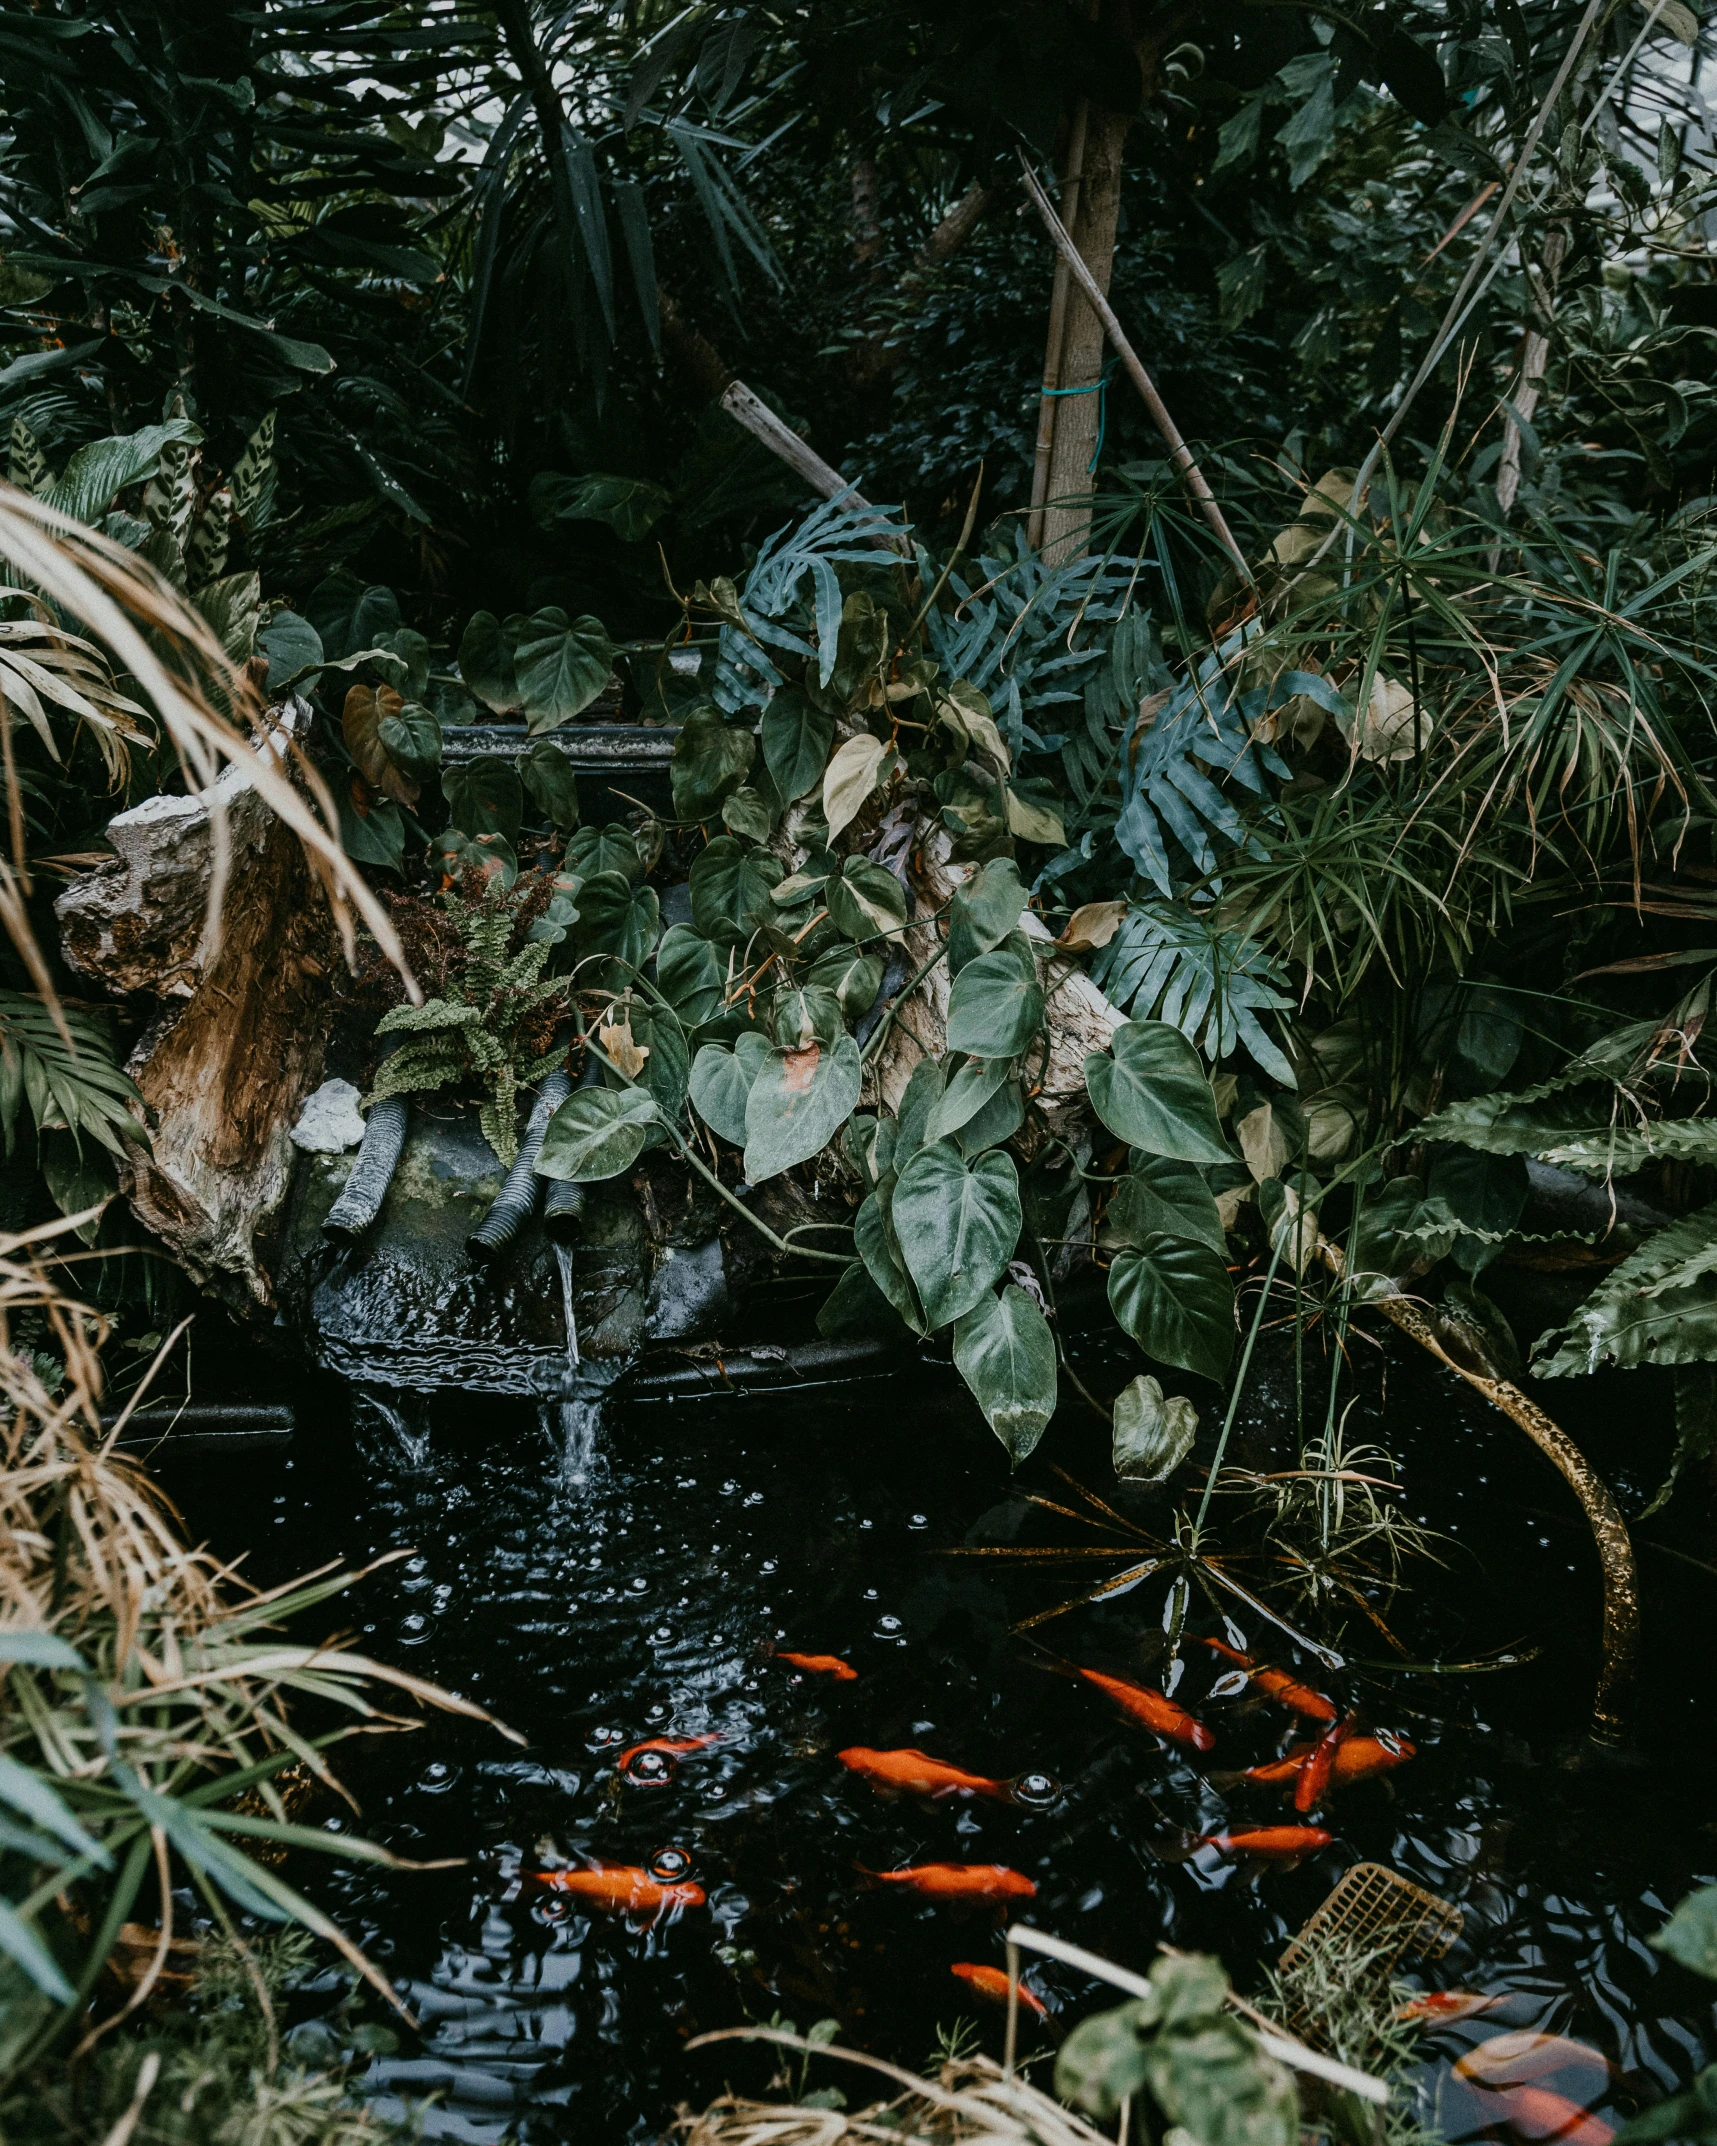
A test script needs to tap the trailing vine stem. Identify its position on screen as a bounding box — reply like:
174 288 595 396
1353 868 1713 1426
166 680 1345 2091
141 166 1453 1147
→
859 944 947 1067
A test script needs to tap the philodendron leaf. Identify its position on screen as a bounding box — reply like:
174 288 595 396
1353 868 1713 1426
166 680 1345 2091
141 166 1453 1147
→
458 609 519 711
536 1085 658 1181
948 858 1026 975
856 1186 927 1334
826 858 908 944
1108 1157 1227 1257
657 925 726 1029
673 704 756 821
823 732 892 839
1112 1374 1200 1482
342 684 418 806
444 755 523 844
762 687 835 802
1087 1021 1231 1164
377 700 441 783
1145 2016 1297 2146
892 1141 1023 1329
954 1284 1057 1464
690 835 784 945
689 1031 772 1145
520 739 581 829
807 945 884 1019
1056 2001 1152 2123
514 607 615 731
946 947 1044 1059
1108 1233 1235 1384
743 1032 862 1181
924 1057 1010 1144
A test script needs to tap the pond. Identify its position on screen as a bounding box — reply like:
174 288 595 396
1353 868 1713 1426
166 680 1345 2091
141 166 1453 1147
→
156 1333 1717 2145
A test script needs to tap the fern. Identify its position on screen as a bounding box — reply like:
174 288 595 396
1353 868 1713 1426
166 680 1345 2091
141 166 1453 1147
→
1092 901 1296 1084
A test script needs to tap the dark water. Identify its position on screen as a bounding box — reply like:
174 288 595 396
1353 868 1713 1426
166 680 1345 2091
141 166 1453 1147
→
157 1335 1717 2144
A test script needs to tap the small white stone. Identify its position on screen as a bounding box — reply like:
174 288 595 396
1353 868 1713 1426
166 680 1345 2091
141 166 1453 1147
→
291 1078 368 1153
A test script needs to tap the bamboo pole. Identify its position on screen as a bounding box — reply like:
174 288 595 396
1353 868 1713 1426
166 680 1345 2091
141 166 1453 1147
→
1026 98 1092 551
1018 154 1251 580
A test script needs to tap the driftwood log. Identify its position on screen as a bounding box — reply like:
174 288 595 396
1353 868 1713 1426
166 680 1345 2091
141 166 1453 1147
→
55 699 339 1308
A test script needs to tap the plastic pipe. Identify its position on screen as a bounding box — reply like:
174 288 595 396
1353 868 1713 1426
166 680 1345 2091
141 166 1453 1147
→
323 1096 410 1241
468 1069 573 1260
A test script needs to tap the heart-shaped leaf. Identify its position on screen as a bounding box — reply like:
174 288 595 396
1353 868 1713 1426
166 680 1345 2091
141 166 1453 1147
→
673 704 756 821
855 1185 927 1334
954 1284 1057 1464
572 872 660 976
342 683 418 805
1107 1157 1226 1256
689 1031 772 1145
377 700 441 783
690 835 783 945
520 739 581 829
257 608 323 687
656 925 726 1029
536 1084 658 1181
817 1259 912 1340
514 607 615 731
457 609 518 711
957 1077 1024 1156
443 755 523 844
762 687 836 802
743 1031 862 1182
1108 1233 1235 1383
924 1057 1009 1144
1002 782 1065 846
722 785 776 843
771 984 843 1049
1087 1021 1231 1164
823 732 891 839
892 1141 1022 1329
949 859 1026 974
946 947 1044 1059
1112 1374 1200 1481
566 822 644 882
827 858 908 944
808 945 884 1019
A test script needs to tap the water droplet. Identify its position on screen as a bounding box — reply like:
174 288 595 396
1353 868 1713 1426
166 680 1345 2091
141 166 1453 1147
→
591 1726 622 1747
625 1749 676 1786
420 1761 455 1792
646 1703 667 1722
876 1615 902 1635
651 1628 673 1645
399 1613 428 1639
722 1480 740 1496
908 1514 929 1530
863 1589 879 1601
761 1561 778 1574
1013 1772 1060 1808
627 1575 649 1593
649 1846 693 1881
706 1783 727 1800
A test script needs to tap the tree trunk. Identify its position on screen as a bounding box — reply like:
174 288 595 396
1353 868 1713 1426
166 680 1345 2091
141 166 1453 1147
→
1496 224 1568 515
1040 103 1131 560
1027 102 1093 549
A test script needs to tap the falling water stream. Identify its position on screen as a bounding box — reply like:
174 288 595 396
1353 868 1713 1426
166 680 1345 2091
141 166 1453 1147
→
160 1335 1717 2145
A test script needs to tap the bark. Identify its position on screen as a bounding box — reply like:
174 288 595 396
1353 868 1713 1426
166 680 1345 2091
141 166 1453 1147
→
1028 103 1093 547
1040 102 1131 560
55 702 339 1309
658 288 734 401
1496 224 1568 515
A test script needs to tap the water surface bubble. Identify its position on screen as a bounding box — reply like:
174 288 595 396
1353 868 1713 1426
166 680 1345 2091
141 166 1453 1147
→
649 1846 693 1880
625 1749 675 1786
1013 1772 1060 1808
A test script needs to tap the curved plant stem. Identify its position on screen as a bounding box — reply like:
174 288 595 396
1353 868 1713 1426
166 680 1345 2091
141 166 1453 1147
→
859 944 946 1067
1194 1227 1290 1539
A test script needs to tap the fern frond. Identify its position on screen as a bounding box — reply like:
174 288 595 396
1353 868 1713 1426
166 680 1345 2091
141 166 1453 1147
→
365 1041 465 1106
375 998 482 1036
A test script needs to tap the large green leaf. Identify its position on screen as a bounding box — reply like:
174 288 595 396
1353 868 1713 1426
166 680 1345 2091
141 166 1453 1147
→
1112 1374 1200 1481
1107 1156 1227 1256
257 609 323 687
945 947 1044 1059
743 1032 862 1181
1534 1198 1717 1376
762 688 836 802
690 835 784 945
514 608 615 732
566 822 645 882
953 1284 1057 1463
1654 1885 1717 1981
536 1085 658 1181
310 572 400 664
529 469 672 542
520 740 581 830
1146 2018 1297 2146
457 609 518 711
444 756 523 844
892 1141 1022 1329
628 1001 690 1126
827 859 908 944
855 1185 927 1334
689 1031 772 1145
1108 1233 1235 1383
949 858 1026 975
956 1076 1025 1156
807 945 883 1019
46 417 201 525
1086 1021 1231 1164
657 925 727 1029
673 705 756 821
924 1057 1010 1144
571 874 660 978
817 1259 911 1340
377 701 441 783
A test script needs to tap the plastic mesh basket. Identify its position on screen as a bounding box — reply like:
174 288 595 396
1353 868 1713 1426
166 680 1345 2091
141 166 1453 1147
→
1276 1862 1463 2046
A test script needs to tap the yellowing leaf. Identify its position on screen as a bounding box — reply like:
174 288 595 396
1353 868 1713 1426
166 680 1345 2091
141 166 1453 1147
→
823 732 891 840
341 683 418 806
1237 1101 1291 1184
598 1015 650 1080
1344 672 1428 763
1002 784 1064 846
1057 900 1128 952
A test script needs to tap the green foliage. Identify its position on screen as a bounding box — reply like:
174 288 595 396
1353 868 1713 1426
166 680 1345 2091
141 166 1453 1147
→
1113 1373 1201 1482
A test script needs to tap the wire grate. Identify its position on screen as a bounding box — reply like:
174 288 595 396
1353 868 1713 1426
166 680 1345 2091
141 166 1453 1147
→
1276 1862 1463 2047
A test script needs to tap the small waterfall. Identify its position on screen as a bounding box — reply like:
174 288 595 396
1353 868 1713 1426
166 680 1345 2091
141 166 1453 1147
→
555 1240 580 1373
353 1386 434 1471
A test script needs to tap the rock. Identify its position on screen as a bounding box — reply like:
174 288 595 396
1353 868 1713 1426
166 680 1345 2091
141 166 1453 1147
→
291 1079 367 1154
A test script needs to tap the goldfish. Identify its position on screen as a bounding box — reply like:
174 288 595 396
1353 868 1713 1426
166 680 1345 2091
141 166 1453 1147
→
951 1962 1048 2016
616 1734 719 1772
1398 1991 1510 2025
1201 1639 1338 1723
1295 1716 1353 1813
534 1864 705 1915
860 1862 1037 1900
1244 1732 1414 1790
1465 2083 1614 2146
837 1747 1013 1800
1077 1668 1215 1753
1203 1827 1333 1860
1455 2034 1613 2097
777 1652 857 1681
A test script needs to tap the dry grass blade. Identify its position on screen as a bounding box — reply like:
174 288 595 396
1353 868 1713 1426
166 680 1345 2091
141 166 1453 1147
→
0 482 414 999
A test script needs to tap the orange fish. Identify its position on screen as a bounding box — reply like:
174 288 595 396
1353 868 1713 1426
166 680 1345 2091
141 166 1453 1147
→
1245 1732 1413 1789
1295 1716 1353 1813
777 1652 857 1681
951 1962 1048 2016
1399 1991 1507 2025
615 1734 719 1771
1469 2083 1614 2146
1077 1668 1215 1753
1204 1827 1333 1860
1202 1639 1338 1723
534 1864 705 1915
837 1747 1012 1800
860 1862 1037 1900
